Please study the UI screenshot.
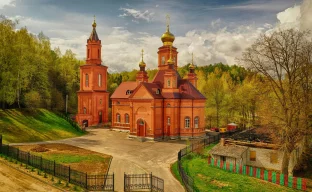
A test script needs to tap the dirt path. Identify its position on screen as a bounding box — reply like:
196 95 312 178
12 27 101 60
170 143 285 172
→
0 161 61 192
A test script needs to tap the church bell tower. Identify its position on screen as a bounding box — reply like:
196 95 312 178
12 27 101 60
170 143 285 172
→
76 17 109 127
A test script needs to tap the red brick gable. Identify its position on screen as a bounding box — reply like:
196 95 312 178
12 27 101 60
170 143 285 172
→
110 82 137 99
129 82 163 99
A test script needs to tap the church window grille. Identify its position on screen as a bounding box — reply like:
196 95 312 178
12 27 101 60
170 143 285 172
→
83 107 87 114
167 80 171 87
85 74 89 87
185 117 190 128
98 74 102 87
194 116 199 128
116 113 121 123
125 114 129 124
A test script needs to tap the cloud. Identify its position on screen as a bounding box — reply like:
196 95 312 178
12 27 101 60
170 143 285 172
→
4 0 311 73
119 7 154 23
211 18 221 28
273 0 312 31
300 0 312 31
0 0 15 9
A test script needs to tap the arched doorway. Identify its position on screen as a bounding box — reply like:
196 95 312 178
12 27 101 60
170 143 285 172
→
137 119 145 137
99 111 102 124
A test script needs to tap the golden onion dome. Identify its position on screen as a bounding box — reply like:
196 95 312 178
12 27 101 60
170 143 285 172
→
139 49 146 67
189 63 195 69
161 15 175 46
189 52 195 69
161 29 175 46
92 15 97 28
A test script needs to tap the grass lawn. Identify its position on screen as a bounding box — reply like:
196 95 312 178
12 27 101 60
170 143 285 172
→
17 143 112 174
171 144 298 192
0 108 84 143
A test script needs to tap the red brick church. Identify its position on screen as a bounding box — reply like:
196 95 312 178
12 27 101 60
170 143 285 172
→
76 18 109 126
111 18 206 140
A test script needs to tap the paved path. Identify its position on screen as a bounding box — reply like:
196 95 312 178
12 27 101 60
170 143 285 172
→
13 128 186 192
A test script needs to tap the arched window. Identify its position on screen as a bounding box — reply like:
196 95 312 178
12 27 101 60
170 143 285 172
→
139 119 144 125
85 74 89 87
116 113 121 123
194 116 199 128
161 56 165 65
98 49 100 59
126 90 132 95
98 74 102 87
167 117 171 125
87 49 90 58
83 107 87 114
167 103 171 107
185 117 190 128
167 79 171 87
156 89 160 95
99 99 102 105
125 113 129 124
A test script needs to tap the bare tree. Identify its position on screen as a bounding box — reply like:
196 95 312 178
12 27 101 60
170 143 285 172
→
241 29 312 175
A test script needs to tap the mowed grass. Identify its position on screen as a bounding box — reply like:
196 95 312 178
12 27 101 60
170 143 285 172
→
171 144 298 192
40 153 107 164
0 108 84 143
17 144 112 173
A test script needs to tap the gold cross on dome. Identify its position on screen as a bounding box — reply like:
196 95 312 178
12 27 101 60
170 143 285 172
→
166 14 170 27
192 52 194 64
141 49 144 61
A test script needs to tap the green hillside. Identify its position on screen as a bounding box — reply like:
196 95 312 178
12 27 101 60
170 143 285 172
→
0 109 84 143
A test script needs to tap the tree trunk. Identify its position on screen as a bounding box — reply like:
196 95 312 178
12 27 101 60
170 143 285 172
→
281 149 291 175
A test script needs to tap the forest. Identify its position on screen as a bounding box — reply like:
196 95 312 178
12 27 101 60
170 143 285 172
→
0 17 311 136
0 16 256 129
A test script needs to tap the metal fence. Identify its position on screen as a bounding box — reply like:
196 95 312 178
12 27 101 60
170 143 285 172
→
177 135 220 192
0 138 114 191
124 173 164 192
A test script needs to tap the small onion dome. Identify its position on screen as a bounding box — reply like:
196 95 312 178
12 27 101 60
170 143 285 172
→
139 60 146 67
139 49 146 67
92 15 97 28
189 63 195 69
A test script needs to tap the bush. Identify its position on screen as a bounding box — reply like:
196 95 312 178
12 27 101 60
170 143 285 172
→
24 91 42 109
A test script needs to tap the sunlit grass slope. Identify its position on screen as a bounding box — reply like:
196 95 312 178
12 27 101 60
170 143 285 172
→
0 109 84 143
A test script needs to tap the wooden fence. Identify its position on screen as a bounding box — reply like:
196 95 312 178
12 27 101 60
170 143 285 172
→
208 157 307 191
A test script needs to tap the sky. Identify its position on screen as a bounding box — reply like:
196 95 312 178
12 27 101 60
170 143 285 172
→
1 0 311 72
